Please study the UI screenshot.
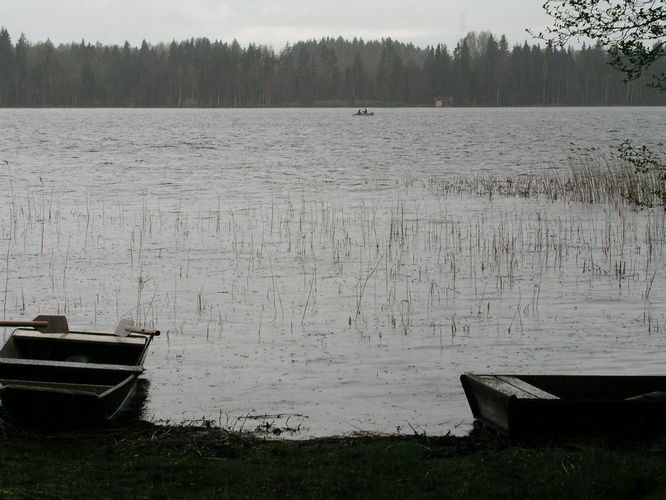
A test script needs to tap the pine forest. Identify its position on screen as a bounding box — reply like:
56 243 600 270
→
0 28 664 107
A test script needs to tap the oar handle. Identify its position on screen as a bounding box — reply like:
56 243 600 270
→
124 326 161 336
0 320 49 328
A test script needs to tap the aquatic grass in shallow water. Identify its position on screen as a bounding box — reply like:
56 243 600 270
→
430 154 666 207
2 171 665 336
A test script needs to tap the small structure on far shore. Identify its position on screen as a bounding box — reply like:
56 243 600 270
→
434 96 453 107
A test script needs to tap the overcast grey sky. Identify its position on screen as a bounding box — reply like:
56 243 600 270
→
0 1 551 49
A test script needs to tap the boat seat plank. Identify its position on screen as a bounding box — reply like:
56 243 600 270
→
479 375 559 399
12 331 146 346
0 357 143 373
496 376 559 399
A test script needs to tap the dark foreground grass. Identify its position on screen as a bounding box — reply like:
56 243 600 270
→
2 422 666 499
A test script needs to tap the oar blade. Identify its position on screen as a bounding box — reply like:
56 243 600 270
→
33 315 69 333
114 318 134 337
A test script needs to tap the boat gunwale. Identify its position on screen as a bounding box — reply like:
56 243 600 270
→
9 330 148 346
463 373 666 401
0 357 144 373
0 378 115 394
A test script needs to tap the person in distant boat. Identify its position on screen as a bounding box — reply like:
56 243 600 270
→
364 108 368 114
357 109 362 114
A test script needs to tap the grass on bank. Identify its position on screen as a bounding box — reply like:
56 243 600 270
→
2 422 666 499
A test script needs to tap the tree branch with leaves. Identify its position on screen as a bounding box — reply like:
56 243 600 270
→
533 0 666 90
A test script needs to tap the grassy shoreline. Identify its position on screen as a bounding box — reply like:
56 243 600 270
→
2 421 666 499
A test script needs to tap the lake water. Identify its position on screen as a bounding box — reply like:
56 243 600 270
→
1 107 665 436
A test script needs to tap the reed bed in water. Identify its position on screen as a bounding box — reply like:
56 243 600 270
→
1 158 665 343
431 155 666 207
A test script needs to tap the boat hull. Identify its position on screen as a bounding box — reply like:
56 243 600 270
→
0 321 153 428
0 375 137 426
461 373 666 437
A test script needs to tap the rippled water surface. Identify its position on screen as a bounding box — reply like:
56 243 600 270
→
1 107 665 436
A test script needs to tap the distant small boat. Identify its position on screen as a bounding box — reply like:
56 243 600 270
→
461 373 666 437
0 315 159 427
353 111 374 116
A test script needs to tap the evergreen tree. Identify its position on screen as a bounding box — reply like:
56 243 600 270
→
0 27 16 105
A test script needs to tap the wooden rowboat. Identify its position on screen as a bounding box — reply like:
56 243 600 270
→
0 315 159 427
461 373 666 438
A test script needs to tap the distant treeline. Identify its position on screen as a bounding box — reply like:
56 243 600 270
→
0 28 664 107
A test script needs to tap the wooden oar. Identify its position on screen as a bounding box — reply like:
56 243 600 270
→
0 315 69 333
0 320 48 328
1 315 158 336
124 325 160 337
113 318 160 337
113 318 134 337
